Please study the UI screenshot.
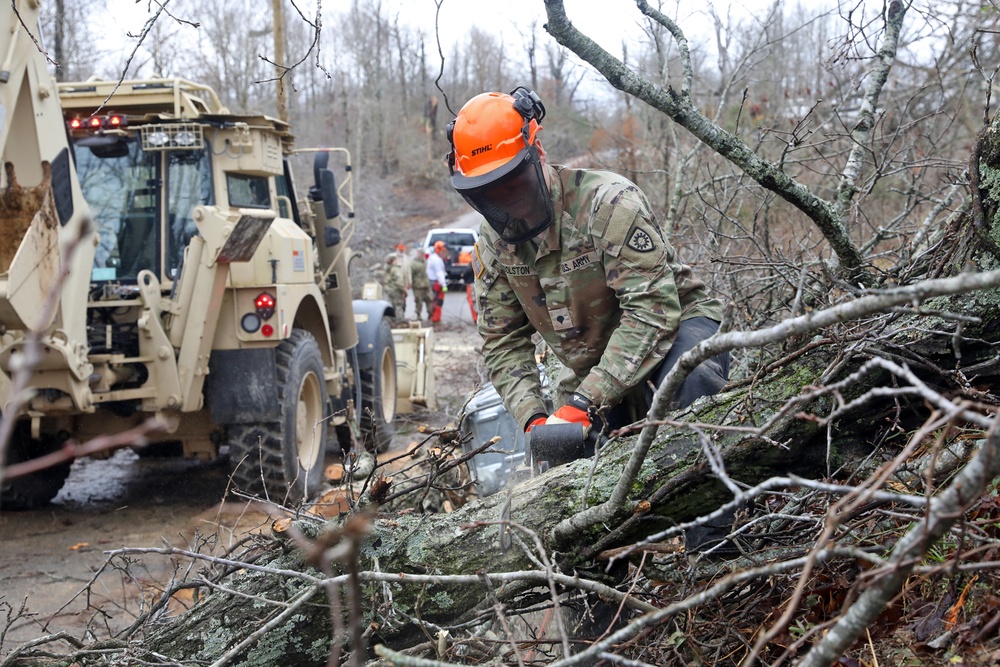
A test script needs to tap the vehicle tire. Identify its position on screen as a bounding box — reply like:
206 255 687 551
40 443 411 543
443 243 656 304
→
228 329 328 503
359 317 396 453
1 424 72 510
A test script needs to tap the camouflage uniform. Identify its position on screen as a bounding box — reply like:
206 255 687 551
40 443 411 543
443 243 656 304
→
394 248 413 291
410 250 434 321
384 254 408 321
472 165 725 429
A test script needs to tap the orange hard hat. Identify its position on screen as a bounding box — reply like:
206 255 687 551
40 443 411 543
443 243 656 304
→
446 87 553 244
396 243 406 251
448 87 544 179
433 240 446 251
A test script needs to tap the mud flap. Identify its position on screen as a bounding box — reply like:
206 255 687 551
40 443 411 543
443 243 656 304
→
204 348 280 423
352 298 392 369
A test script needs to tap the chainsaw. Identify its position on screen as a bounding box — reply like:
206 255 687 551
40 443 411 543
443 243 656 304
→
497 422 604 552
527 421 604 471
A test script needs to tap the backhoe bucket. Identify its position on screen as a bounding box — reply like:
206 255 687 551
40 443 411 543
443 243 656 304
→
0 0 95 411
0 1 93 331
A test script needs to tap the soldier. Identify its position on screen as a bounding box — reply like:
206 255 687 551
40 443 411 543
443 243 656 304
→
410 242 434 321
446 86 730 437
383 252 407 324
394 243 413 287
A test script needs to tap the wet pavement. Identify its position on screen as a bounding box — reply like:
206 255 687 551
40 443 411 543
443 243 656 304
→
0 452 238 651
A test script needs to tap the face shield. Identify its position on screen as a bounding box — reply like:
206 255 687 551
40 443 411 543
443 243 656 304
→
452 144 553 244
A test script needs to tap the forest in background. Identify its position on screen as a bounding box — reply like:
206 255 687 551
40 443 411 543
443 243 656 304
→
40 0 997 310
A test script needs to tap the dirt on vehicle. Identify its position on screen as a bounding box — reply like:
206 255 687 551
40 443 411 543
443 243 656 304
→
0 292 484 657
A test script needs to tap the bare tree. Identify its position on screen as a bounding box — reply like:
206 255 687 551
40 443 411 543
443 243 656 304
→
39 0 92 82
171 0 274 112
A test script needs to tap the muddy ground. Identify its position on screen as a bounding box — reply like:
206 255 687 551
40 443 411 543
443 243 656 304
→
0 289 485 657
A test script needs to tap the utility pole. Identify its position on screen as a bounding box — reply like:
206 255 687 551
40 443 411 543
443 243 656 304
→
271 0 288 123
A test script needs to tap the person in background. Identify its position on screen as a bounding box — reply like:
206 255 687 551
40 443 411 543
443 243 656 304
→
448 86 729 439
410 242 434 321
394 243 413 294
426 240 448 324
383 252 408 324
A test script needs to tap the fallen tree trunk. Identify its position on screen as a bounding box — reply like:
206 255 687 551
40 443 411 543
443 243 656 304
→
132 303 1000 664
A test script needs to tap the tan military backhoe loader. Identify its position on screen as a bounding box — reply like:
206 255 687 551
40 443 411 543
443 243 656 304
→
0 0 434 509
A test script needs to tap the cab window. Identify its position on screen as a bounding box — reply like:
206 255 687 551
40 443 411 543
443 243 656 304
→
227 174 270 208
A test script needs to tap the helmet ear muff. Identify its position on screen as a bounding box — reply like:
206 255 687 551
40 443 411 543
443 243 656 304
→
510 86 546 126
445 119 457 172
447 87 545 177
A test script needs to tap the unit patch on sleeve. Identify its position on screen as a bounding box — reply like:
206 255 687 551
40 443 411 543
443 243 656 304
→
625 226 656 253
472 243 485 279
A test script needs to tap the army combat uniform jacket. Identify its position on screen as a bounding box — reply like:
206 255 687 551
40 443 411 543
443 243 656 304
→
472 165 723 430
410 254 433 306
384 261 408 318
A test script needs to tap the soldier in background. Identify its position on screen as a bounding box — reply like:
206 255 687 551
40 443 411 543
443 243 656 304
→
394 243 413 300
410 242 434 321
383 252 408 324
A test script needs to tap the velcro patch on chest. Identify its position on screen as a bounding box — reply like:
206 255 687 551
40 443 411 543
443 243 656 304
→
625 225 656 253
560 251 599 273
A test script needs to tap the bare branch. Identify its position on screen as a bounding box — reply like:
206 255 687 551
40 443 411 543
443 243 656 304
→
555 267 1000 543
541 0 870 280
798 414 1000 666
834 1 910 221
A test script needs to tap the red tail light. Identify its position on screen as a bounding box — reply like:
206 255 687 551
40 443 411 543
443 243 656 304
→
255 292 276 320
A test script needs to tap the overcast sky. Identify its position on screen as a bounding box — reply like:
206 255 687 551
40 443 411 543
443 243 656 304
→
98 0 783 68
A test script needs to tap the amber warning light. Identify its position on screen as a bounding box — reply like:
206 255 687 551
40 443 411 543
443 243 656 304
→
67 114 127 131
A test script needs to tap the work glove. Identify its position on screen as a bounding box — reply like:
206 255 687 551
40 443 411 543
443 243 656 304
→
525 415 548 433
545 393 593 434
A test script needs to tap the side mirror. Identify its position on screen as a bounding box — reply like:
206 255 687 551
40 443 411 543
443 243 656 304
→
310 152 340 220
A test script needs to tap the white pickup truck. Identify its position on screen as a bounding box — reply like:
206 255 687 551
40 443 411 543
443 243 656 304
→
422 227 479 288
